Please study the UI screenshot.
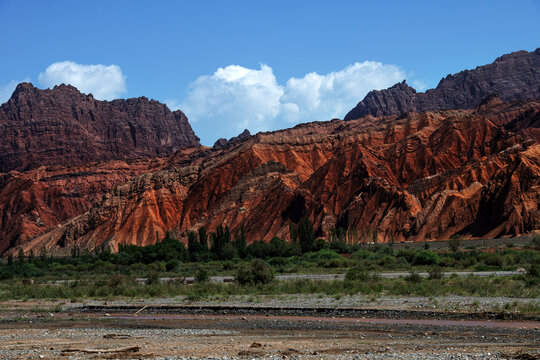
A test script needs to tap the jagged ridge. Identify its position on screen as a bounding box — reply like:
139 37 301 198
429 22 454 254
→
0 83 200 172
344 48 540 120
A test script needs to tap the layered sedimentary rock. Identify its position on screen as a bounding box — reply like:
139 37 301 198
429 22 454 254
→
344 48 540 120
0 146 202 255
10 99 540 255
0 83 200 172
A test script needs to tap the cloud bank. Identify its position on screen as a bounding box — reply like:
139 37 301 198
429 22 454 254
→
178 61 407 145
38 61 126 100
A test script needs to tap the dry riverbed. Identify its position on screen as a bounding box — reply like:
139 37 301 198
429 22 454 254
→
0 296 539 359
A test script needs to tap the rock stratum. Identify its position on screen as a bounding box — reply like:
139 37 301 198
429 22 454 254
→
0 83 200 172
4 97 540 255
344 48 540 120
1 48 540 256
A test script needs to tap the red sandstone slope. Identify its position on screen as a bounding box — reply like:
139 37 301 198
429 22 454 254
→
0 83 200 172
0 148 203 255
10 99 540 255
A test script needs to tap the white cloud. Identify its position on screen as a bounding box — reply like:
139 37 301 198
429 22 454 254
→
0 79 29 105
177 61 410 145
179 64 284 144
38 61 126 100
281 61 407 124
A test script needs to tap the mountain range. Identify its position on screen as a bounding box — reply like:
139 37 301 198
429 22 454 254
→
1 48 539 256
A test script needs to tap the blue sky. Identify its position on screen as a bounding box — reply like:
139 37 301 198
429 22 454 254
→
1 0 539 145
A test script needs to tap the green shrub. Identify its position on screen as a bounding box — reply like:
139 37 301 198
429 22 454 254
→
236 259 274 285
413 250 439 266
146 271 160 285
0 269 14 280
324 258 347 268
302 249 342 263
351 249 374 261
396 249 416 264
378 255 397 268
438 256 456 267
313 239 328 251
428 267 443 279
345 266 370 281
405 272 422 283
268 257 287 266
195 267 210 283
449 235 463 252
222 260 237 270
528 264 540 279
483 253 504 267
148 261 166 272
166 259 180 272
108 274 132 289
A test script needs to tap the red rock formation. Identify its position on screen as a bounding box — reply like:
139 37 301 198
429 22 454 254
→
0 83 200 172
10 99 540 255
0 148 202 254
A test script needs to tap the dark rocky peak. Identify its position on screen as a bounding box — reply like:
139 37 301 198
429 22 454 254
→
213 129 252 150
0 82 200 172
344 48 540 121
233 129 252 141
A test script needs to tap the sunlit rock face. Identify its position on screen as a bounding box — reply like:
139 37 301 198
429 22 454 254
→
7 98 539 255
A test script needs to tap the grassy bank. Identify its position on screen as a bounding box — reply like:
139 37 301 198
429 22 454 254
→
0 273 538 301
3 243 540 281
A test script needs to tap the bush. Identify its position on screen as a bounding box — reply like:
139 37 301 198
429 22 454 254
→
313 239 328 251
146 271 160 285
449 235 462 252
528 264 540 278
378 255 397 268
413 250 439 266
148 261 166 273
236 259 274 285
302 249 342 263
351 249 374 261
109 274 132 289
396 249 416 264
428 267 443 279
129 262 147 273
345 266 370 281
482 253 504 267
166 259 180 272
268 257 287 266
195 268 210 283
222 260 237 270
405 272 422 283
324 258 347 268
0 269 14 280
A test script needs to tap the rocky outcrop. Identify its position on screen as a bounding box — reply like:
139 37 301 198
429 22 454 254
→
213 129 252 150
10 99 540 255
344 48 540 120
0 83 200 172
